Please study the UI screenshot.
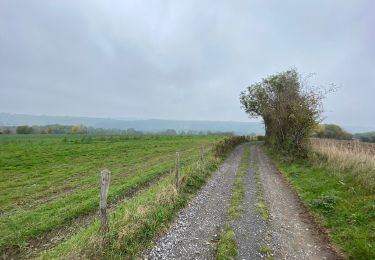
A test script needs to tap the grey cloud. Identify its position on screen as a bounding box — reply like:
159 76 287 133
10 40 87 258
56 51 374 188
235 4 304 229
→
0 0 374 127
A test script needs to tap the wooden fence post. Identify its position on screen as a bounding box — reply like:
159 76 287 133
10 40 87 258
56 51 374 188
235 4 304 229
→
200 145 204 160
100 169 110 236
175 152 179 189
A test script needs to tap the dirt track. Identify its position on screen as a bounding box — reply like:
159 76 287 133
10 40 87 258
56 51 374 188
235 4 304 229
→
256 145 341 259
147 144 341 259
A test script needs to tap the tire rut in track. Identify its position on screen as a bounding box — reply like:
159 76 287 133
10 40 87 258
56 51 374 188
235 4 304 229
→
147 144 342 260
232 144 270 259
256 145 342 260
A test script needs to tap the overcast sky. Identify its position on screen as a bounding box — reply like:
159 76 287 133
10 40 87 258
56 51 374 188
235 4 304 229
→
0 0 374 127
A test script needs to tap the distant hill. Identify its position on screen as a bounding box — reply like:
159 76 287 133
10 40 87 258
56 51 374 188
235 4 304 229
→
0 113 264 135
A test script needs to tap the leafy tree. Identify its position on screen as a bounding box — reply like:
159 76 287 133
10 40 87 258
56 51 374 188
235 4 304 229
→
164 129 177 135
240 69 325 155
16 125 33 134
72 125 81 134
126 128 142 135
315 124 352 140
354 132 375 143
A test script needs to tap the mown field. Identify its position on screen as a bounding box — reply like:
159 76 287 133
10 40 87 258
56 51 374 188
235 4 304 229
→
0 134 227 258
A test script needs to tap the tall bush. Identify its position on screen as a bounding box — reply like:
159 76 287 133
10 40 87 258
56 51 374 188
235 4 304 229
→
213 136 249 157
240 69 325 155
16 125 33 134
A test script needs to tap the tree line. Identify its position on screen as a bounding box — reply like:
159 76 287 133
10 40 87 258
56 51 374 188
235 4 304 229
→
0 124 239 136
313 124 352 140
354 132 375 143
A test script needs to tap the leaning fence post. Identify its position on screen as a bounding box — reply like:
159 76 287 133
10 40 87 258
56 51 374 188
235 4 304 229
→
100 169 110 236
175 152 179 189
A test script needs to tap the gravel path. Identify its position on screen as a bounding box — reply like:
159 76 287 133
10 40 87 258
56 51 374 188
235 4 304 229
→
147 144 246 260
147 143 342 260
255 145 342 260
232 144 269 259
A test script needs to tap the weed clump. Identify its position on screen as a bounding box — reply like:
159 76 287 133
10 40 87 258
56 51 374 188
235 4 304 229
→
311 195 337 212
216 224 238 260
213 136 249 157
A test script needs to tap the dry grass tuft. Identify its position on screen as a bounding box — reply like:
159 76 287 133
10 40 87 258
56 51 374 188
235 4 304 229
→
155 184 178 205
310 138 375 192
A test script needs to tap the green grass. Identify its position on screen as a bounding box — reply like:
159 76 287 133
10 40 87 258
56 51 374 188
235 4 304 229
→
216 224 238 260
39 145 222 259
254 159 270 221
259 244 272 255
254 156 272 258
269 151 375 259
0 134 222 252
227 144 252 220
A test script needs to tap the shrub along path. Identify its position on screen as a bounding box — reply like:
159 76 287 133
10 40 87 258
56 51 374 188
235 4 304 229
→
147 144 343 259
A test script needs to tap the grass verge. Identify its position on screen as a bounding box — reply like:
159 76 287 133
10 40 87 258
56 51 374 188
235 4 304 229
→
227 144 252 220
258 244 273 259
254 155 273 258
268 150 375 259
254 158 270 222
310 138 375 193
216 224 238 260
216 143 252 260
38 149 223 259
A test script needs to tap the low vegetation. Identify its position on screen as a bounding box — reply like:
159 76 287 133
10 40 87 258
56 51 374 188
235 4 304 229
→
254 159 270 222
227 144 252 220
258 244 273 259
216 224 238 260
254 156 273 259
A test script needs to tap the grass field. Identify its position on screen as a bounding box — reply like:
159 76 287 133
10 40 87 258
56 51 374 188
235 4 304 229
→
310 138 375 192
268 139 375 259
40 148 222 259
0 134 224 257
